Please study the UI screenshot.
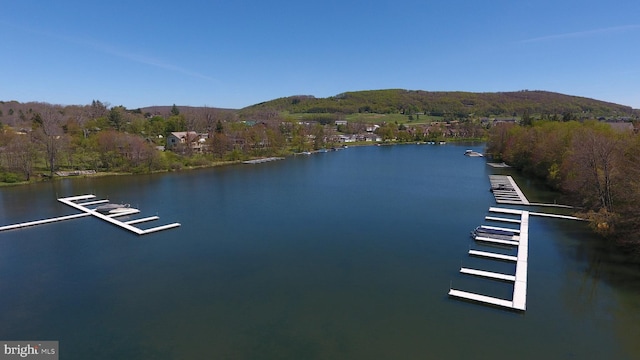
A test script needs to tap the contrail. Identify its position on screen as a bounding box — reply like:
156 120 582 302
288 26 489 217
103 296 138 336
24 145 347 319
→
1 20 218 82
519 24 640 43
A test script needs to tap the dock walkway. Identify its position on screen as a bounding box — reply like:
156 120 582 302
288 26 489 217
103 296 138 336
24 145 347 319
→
448 174 585 311
58 195 180 235
1 195 180 236
242 157 284 164
0 213 91 231
449 209 529 311
489 175 530 205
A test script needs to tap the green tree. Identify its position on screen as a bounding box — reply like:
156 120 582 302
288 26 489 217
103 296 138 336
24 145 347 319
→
165 115 187 136
108 106 125 131
521 110 532 126
215 120 224 134
171 104 180 116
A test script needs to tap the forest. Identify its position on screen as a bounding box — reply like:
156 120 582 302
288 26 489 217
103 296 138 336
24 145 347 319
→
486 120 640 250
243 89 637 119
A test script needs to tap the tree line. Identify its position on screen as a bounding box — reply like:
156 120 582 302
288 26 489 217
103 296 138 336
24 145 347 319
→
486 120 640 249
0 102 304 181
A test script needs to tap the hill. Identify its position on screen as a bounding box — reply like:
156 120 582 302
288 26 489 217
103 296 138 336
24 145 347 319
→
240 89 637 119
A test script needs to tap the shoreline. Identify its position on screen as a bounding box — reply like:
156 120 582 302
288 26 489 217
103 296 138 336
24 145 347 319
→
0 139 487 187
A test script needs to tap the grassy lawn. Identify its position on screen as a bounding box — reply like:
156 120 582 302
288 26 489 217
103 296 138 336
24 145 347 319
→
285 112 444 125
345 113 444 124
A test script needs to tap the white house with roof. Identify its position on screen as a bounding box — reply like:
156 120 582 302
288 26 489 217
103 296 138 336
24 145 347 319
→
166 131 208 152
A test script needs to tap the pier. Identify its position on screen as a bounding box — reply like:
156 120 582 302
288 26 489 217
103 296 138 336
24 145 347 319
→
449 209 529 311
0 213 91 231
449 172 586 311
242 157 284 164
58 195 180 235
1 195 180 236
489 175 530 205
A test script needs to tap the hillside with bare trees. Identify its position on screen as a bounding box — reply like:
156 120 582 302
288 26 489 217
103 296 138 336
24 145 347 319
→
487 120 640 250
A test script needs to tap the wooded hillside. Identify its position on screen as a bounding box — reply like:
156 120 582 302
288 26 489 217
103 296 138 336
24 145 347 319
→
241 89 637 119
487 120 640 250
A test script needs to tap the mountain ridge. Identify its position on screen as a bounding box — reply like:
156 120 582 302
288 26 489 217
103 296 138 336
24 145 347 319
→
1 89 637 123
239 89 637 118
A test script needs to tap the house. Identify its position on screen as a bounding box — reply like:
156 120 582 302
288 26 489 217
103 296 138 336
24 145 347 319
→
493 117 517 124
337 134 357 143
166 131 208 152
364 133 382 142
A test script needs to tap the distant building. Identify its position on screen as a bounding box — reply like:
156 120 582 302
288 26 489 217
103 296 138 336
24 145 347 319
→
364 133 382 142
493 117 517 124
166 131 208 152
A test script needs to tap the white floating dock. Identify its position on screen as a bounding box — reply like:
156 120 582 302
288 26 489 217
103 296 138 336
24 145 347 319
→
58 195 180 235
479 225 520 233
77 199 110 206
489 207 523 215
242 157 284 164
489 175 530 205
529 212 584 221
474 236 519 246
485 216 521 224
448 289 514 309
124 216 160 225
460 267 516 282
0 213 91 231
1 194 181 236
469 249 517 262
450 209 529 311
451 173 583 311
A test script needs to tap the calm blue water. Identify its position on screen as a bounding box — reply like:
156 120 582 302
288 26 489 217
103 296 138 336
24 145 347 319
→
1 144 639 359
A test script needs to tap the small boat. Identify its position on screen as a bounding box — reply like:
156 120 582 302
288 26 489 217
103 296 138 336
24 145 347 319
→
471 226 517 239
464 150 484 157
95 203 131 214
490 183 513 192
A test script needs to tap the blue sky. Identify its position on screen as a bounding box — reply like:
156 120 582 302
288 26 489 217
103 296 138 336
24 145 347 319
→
1 1 639 109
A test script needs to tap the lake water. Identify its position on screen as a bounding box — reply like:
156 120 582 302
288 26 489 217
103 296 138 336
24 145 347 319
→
1 144 639 359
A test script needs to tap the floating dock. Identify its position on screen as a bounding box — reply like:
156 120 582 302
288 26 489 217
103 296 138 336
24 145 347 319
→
485 216 521 224
58 195 180 235
242 157 284 164
0 213 91 231
449 175 585 311
1 195 180 236
449 209 529 311
469 249 517 262
489 175 530 205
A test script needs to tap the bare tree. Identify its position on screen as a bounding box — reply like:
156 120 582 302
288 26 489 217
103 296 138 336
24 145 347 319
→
33 105 68 176
1 133 38 181
89 100 109 119
564 127 621 211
